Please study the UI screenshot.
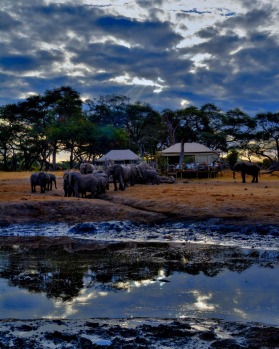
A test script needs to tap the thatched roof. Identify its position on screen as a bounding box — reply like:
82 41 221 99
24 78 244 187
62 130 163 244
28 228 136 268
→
95 149 140 162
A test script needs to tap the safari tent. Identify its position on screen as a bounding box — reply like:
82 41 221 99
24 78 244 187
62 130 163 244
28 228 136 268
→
160 142 220 166
95 149 140 164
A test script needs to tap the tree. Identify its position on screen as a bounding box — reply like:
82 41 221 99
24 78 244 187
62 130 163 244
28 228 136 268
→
0 104 26 170
226 149 239 169
52 116 89 168
125 102 162 158
161 109 181 147
43 86 83 167
253 112 279 161
85 94 130 127
223 108 256 150
198 104 227 152
175 106 199 168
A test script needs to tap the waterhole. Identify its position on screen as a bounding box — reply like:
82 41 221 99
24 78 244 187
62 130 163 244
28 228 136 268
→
1 238 279 325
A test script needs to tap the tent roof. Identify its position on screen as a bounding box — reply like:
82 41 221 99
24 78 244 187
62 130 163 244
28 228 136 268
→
95 149 140 162
161 142 218 155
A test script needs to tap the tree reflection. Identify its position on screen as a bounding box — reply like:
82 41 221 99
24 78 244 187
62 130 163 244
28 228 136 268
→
0 241 278 302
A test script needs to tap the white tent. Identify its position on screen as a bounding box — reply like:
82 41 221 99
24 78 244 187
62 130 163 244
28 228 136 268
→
161 142 219 164
95 149 140 163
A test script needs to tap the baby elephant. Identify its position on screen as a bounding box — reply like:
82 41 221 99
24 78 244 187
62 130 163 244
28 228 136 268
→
46 173 57 190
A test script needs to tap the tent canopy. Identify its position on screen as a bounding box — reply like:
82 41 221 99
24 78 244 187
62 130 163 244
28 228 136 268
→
161 142 218 155
95 149 140 162
160 142 219 165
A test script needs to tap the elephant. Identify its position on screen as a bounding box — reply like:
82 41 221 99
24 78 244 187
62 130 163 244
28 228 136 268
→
63 170 72 197
137 161 152 173
233 162 261 183
125 164 142 186
63 170 79 197
93 170 110 194
69 172 99 198
80 163 96 174
30 171 49 193
46 173 57 190
140 169 160 185
106 164 125 191
119 164 141 187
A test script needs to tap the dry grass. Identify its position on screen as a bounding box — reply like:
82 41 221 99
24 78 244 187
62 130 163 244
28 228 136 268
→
0 170 279 225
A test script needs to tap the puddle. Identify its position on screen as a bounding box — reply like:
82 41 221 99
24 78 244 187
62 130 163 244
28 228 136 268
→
1 240 279 325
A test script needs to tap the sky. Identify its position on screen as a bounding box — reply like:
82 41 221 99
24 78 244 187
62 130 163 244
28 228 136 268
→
1 0 279 115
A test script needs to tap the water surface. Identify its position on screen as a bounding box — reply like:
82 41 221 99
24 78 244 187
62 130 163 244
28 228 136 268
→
1 239 278 325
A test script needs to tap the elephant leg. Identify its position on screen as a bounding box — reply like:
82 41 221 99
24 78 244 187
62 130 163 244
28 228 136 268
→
119 174 125 191
113 178 118 191
241 171 246 183
73 184 80 197
252 175 258 183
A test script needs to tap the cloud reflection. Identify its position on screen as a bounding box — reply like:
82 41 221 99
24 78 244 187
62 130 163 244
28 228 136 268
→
190 290 217 311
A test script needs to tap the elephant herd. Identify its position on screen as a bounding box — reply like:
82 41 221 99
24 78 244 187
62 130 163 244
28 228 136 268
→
30 162 162 199
30 161 262 198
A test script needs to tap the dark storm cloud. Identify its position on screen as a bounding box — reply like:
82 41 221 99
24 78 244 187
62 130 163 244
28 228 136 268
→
0 0 279 115
0 1 186 107
95 16 183 48
0 10 20 30
174 2 279 113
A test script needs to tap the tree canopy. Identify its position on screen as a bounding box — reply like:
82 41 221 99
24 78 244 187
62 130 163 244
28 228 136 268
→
0 85 278 170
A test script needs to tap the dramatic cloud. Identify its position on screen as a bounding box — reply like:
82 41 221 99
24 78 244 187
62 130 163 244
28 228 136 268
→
0 0 279 115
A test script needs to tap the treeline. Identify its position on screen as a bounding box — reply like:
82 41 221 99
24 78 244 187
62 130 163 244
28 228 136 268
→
0 85 278 171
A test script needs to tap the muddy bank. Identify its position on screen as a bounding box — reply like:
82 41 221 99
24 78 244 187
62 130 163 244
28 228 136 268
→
1 317 279 349
0 197 167 226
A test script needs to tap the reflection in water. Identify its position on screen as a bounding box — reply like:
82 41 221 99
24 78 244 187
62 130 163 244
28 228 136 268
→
0 238 279 324
190 291 216 311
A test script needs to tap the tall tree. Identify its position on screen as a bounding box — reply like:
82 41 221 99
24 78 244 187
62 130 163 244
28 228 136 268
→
0 104 26 170
223 108 256 150
161 109 181 147
43 86 83 167
125 102 162 158
176 106 199 168
253 112 279 161
85 94 129 127
198 103 227 152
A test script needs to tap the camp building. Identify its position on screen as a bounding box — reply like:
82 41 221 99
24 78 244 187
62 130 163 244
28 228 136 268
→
95 149 140 165
160 142 220 166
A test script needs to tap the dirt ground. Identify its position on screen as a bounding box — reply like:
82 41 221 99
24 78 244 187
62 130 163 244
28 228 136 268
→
0 170 279 226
